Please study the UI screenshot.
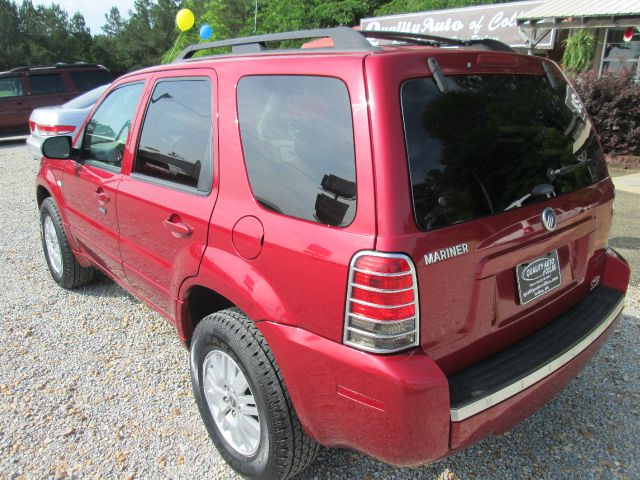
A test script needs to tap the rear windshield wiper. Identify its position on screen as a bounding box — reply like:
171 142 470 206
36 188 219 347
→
504 183 555 211
547 159 588 181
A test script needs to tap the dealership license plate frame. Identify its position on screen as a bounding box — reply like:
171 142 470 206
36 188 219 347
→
516 250 561 305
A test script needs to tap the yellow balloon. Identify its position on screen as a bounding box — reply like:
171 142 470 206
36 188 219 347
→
176 8 195 32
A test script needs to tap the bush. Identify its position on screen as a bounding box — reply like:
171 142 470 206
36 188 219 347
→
572 68 640 156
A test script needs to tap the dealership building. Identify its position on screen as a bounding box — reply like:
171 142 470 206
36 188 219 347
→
360 0 640 79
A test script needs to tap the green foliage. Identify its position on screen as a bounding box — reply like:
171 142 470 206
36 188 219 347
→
0 0 178 74
562 29 595 74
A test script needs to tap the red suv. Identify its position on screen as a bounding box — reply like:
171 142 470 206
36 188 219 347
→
35 28 630 479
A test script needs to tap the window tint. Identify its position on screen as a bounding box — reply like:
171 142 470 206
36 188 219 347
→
29 73 66 95
0 77 23 98
81 82 144 170
69 70 112 91
401 74 607 231
237 76 356 227
134 79 212 192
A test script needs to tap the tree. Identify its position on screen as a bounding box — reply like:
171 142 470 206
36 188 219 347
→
0 0 21 69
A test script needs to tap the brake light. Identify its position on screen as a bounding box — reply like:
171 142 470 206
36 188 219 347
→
36 124 76 136
344 251 420 353
28 120 36 132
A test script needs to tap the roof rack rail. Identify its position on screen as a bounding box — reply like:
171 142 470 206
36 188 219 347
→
8 62 106 73
360 30 515 53
174 26 515 62
175 26 376 60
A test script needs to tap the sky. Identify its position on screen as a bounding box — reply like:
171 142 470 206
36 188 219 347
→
35 0 138 35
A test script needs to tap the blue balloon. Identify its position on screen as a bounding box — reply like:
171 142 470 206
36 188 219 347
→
199 24 213 40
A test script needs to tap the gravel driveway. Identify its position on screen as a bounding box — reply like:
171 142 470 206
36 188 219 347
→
1 142 639 479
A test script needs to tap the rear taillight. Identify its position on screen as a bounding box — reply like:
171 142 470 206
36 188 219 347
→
28 120 36 132
344 251 419 353
36 124 76 136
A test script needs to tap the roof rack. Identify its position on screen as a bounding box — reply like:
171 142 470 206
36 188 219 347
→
174 26 515 61
176 26 376 60
360 30 515 53
7 62 106 73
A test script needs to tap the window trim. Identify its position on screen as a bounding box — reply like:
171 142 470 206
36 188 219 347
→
236 73 358 229
131 76 214 196
79 81 146 173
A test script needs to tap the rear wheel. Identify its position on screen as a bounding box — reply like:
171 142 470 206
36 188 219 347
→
40 198 95 289
190 308 319 479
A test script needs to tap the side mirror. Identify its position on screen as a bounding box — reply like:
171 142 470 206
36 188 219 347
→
41 136 73 160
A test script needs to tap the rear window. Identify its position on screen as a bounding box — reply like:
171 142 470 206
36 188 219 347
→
63 84 109 109
237 75 356 227
29 73 66 95
69 70 112 91
401 72 608 231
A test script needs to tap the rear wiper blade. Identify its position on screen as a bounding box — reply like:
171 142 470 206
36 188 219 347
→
504 183 555 211
547 160 588 181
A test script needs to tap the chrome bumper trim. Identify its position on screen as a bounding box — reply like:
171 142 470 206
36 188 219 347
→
450 296 625 422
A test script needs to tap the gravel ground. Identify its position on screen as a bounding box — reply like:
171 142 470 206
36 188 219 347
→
1 142 639 480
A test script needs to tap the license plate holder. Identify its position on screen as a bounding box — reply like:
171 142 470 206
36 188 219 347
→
516 250 561 305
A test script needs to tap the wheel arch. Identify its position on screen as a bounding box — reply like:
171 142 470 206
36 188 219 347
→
177 248 292 346
36 184 51 207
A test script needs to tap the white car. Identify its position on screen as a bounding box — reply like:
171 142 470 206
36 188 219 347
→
27 84 109 159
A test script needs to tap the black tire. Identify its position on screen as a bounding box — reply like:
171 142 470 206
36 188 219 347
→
40 197 95 289
190 308 319 479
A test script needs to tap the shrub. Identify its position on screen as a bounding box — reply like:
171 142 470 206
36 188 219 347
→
572 68 640 156
562 29 595 74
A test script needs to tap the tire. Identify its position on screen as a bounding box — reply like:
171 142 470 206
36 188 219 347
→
190 308 319 479
40 197 95 289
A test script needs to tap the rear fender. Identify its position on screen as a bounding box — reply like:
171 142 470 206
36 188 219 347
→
177 246 291 343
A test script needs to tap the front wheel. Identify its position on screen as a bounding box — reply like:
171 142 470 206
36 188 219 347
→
40 197 95 289
190 308 319 479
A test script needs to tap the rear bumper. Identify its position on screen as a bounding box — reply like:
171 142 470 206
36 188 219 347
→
257 249 629 466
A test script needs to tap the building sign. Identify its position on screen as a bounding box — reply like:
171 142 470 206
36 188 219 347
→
361 0 555 50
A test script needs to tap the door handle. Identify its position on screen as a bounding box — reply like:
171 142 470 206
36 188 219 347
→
93 188 110 205
163 215 193 238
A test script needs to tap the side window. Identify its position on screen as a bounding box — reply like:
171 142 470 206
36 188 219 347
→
133 78 212 192
69 70 112 91
28 73 66 95
0 77 24 98
81 82 144 171
237 76 357 227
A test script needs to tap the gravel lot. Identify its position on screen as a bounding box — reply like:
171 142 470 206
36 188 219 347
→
1 141 639 480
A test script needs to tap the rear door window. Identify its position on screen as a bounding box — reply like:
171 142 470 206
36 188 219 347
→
401 73 607 231
133 78 213 193
237 75 356 227
28 73 66 95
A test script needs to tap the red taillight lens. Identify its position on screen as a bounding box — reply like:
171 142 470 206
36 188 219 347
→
344 252 419 353
351 286 414 306
36 124 76 136
352 271 413 290
28 120 36 132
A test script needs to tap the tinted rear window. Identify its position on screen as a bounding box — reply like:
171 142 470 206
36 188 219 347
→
69 70 112 91
238 75 356 227
29 74 66 95
401 73 607 231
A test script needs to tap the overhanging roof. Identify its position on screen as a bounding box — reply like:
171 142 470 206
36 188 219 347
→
517 0 640 29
